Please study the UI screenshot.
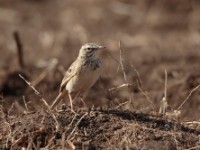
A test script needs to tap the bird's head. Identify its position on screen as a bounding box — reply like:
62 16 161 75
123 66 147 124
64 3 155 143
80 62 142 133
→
78 43 106 58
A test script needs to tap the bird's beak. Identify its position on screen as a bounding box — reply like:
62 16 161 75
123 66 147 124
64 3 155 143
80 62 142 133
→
98 46 106 49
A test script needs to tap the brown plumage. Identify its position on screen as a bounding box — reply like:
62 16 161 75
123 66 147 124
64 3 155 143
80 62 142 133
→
50 43 106 112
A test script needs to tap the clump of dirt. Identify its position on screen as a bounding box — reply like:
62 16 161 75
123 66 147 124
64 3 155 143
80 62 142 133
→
1 109 200 149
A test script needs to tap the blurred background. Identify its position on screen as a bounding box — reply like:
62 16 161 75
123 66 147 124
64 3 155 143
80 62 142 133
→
1 0 200 120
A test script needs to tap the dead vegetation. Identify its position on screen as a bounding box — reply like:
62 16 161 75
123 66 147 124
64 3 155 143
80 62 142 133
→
1 108 200 149
1 0 200 149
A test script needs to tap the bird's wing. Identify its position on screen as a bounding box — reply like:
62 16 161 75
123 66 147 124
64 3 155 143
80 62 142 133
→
59 60 81 92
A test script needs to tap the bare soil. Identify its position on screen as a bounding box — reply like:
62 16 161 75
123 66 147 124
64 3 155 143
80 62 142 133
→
1 109 200 149
1 0 200 149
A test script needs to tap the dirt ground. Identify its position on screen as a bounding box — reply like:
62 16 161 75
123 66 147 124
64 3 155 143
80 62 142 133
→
1 0 200 149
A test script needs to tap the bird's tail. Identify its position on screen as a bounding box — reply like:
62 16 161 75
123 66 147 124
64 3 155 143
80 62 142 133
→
51 91 67 110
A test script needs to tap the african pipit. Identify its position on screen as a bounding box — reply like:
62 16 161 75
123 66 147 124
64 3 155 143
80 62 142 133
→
51 43 106 112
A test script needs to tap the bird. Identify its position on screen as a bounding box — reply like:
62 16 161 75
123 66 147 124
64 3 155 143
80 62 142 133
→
50 43 106 112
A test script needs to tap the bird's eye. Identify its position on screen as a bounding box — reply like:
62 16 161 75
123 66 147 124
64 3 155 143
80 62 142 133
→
87 48 93 51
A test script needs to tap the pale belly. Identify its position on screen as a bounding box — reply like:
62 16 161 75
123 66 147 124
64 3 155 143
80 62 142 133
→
66 67 100 94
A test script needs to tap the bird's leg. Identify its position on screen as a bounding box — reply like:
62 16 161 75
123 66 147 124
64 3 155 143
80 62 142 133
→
68 93 75 113
80 96 87 108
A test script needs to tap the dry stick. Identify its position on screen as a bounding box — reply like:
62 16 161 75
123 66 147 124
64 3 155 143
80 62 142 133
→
8 102 15 116
105 50 120 73
186 121 200 124
67 113 88 140
136 80 156 111
61 113 78 148
3 122 12 148
66 140 76 150
131 65 155 111
14 101 26 113
13 31 25 69
27 139 33 150
130 64 142 85
11 136 25 148
172 132 179 150
115 100 129 109
61 132 66 149
67 114 78 129
103 51 121 102
22 96 29 112
119 41 127 83
44 136 55 149
118 41 133 107
27 132 37 150
136 106 152 112
19 74 60 131
108 83 132 92
106 47 132 84
177 84 200 110
164 70 167 101
106 51 120 65
184 145 200 150
159 70 169 114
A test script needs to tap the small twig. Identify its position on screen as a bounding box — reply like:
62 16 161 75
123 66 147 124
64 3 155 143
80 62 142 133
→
115 100 129 109
67 113 88 140
66 140 76 150
61 114 77 149
44 135 55 149
19 74 60 131
27 138 33 150
108 83 132 92
172 133 180 150
27 132 37 150
14 101 26 113
177 84 200 110
13 31 25 69
136 106 152 113
62 132 66 149
130 64 142 85
164 70 167 101
3 121 12 148
185 121 200 124
136 80 156 111
11 135 26 148
8 102 15 116
19 74 39 95
119 41 127 83
184 145 200 150
159 97 168 114
131 65 155 111
105 51 121 73
67 114 78 129
159 70 169 114
118 41 134 107
106 51 120 65
22 96 29 112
